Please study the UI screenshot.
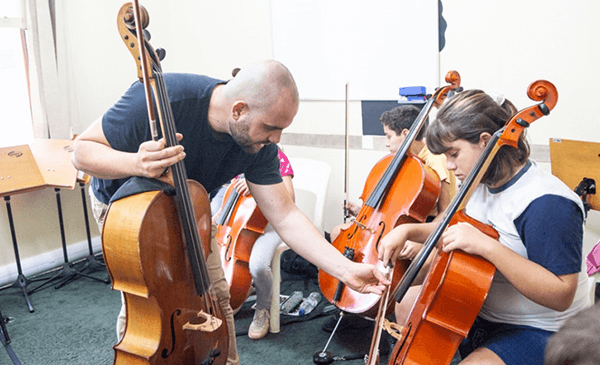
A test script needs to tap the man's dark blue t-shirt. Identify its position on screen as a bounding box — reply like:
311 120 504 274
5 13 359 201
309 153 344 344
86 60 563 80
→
92 73 282 204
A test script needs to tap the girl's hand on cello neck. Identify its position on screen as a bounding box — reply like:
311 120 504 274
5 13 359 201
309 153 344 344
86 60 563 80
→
233 177 250 196
440 221 497 258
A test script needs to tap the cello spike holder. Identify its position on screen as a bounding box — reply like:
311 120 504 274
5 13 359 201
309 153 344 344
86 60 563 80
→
29 188 109 295
312 311 365 364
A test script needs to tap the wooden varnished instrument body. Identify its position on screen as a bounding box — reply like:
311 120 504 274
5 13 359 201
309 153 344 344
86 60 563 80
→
387 210 497 365
103 181 228 364
319 154 440 318
100 2 229 364
319 71 462 319
215 182 268 312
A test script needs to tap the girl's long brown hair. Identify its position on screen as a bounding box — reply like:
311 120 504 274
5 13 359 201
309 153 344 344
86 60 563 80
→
426 90 529 186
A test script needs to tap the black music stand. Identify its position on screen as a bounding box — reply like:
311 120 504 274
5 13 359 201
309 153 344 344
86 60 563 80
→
76 172 107 278
0 144 47 312
0 309 22 365
27 139 109 293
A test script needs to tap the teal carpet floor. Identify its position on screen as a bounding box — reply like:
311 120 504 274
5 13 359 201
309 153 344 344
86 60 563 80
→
0 259 403 365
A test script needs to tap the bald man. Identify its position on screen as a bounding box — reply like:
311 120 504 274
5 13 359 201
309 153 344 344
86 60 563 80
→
72 60 388 364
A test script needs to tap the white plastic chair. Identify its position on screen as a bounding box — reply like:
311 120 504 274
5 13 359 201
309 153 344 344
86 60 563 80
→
589 272 600 305
269 157 331 333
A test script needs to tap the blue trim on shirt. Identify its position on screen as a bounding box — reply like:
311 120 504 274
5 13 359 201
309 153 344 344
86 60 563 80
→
513 195 583 275
489 160 532 194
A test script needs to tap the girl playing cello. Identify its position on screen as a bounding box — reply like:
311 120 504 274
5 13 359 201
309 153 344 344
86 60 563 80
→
379 89 588 365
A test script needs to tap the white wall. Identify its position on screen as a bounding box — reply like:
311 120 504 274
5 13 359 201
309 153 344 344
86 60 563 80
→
2 0 599 284
442 0 600 259
439 0 600 145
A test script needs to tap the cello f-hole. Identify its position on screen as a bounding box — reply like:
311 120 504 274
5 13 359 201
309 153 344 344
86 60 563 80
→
224 236 233 262
346 223 359 240
374 221 386 252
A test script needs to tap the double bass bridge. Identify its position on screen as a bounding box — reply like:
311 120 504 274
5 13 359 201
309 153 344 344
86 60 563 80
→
182 310 223 332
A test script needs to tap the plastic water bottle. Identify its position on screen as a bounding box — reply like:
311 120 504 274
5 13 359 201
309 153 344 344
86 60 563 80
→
298 292 321 316
281 291 303 314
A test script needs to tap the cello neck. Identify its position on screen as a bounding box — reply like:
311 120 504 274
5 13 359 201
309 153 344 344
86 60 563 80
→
365 71 461 209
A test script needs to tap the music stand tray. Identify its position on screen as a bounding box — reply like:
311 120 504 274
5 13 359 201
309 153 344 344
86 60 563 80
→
27 139 108 294
549 138 599 212
0 144 46 312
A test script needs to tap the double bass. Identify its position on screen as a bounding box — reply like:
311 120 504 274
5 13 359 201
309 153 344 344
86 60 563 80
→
318 71 462 319
101 2 228 364
215 178 268 312
385 80 558 364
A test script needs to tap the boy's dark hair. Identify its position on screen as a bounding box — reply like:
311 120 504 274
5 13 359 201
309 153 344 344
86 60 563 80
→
379 105 424 140
426 89 526 186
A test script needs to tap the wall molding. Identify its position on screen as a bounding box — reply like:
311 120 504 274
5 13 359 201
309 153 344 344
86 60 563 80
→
0 237 102 288
281 132 551 163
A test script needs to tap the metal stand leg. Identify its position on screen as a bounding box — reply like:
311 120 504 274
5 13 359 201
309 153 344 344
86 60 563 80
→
0 309 23 365
77 182 107 276
0 196 35 313
29 188 109 294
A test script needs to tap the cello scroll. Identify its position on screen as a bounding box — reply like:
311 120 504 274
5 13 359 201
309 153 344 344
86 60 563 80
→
499 80 557 148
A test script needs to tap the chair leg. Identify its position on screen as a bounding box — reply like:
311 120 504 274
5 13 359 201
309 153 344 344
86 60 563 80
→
590 272 600 306
269 243 290 333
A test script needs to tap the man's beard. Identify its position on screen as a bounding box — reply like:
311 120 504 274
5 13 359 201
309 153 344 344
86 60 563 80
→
229 120 267 154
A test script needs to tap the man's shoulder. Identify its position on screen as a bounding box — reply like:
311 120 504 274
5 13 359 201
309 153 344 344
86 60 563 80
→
164 73 224 87
164 73 225 101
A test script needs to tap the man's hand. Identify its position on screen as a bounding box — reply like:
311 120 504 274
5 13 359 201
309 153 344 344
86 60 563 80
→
136 133 185 178
342 262 391 295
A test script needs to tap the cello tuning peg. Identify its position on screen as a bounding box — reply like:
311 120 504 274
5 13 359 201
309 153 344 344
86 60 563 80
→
231 68 241 77
143 29 151 41
156 48 166 61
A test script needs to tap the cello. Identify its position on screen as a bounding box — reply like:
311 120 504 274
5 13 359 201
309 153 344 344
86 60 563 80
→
215 177 268 312
318 71 461 319
385 80 558 364
101 2 228 364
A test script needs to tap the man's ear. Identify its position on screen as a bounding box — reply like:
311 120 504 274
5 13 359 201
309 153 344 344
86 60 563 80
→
231 101 247 121
401 129 410 137
479 132 492 147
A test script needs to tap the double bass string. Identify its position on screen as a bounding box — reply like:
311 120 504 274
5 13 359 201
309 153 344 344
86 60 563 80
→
153 68 219 311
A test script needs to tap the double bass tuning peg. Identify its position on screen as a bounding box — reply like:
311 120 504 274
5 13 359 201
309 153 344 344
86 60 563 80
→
155 48 166 61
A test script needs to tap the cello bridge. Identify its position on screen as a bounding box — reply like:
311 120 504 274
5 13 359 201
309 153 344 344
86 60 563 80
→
182 310 223 332
352 219 376 234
